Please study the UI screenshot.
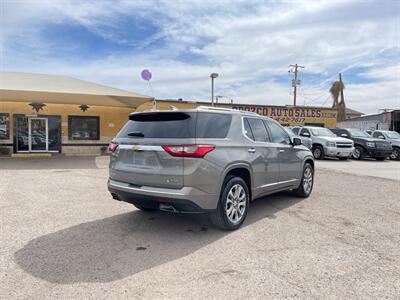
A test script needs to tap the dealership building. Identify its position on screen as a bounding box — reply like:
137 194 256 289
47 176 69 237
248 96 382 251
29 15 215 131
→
136 100 340 128
1 71 356 156
339 110 400 132
0 72 152 156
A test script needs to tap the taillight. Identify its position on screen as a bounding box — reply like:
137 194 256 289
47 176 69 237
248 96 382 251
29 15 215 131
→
162 145 215 158
107 143 119 154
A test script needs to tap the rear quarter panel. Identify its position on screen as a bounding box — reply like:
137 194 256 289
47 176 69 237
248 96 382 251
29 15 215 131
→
190 115 253 195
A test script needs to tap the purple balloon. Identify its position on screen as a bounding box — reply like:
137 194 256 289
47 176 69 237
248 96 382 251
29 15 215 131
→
141 69 152 81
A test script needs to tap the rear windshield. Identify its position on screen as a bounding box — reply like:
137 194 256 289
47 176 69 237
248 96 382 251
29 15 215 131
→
117 111 231 139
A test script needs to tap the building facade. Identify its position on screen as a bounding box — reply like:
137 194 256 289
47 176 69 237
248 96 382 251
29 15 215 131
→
345 108 364 119
0 72 152 155
338 110 400 132
137 100 339 128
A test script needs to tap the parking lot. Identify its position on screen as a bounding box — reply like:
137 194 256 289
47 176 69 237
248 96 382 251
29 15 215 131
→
1 156 399 299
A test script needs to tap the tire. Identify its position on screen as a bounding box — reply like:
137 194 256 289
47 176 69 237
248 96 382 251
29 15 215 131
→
338 157 348 161
352 146 364 160
390 147 400 160
375 157 386 161
293 162 314 198
211 176 250 231
133 204 157 212
312 145 324 160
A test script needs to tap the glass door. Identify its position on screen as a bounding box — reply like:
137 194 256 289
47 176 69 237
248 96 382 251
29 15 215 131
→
29 118 48 152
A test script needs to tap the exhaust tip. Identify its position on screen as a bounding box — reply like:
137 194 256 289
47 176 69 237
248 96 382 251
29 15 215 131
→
111 193 120 200
159 203 178 213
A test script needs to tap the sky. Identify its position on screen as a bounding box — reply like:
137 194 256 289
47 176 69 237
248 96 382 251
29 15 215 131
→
1 0 399 114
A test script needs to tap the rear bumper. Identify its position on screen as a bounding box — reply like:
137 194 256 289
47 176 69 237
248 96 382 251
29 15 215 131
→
107 178 218 212
325 147 354 157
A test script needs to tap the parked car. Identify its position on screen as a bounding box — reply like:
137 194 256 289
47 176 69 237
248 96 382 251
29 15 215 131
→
108 107 314 230
284 127 312 149
292 126 354 160
330 128 392 160
371 130 400 160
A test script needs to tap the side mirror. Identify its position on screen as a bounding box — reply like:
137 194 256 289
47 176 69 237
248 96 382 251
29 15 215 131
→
341 133 349 138
378 136 385 139
292 137 302 146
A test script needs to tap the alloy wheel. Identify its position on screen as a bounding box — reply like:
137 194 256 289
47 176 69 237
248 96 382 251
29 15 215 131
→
390 148 399 160
225 184 247 224
303 166 313 194
353 148 361 159
313 148 321 159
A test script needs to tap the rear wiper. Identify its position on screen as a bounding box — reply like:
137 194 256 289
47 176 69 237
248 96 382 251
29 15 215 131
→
127 131 144 137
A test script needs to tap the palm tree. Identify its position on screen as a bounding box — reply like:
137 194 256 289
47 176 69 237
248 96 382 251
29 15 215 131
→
330 74 346 122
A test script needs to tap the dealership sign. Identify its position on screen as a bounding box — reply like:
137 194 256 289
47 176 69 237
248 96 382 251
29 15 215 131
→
229 105 337 124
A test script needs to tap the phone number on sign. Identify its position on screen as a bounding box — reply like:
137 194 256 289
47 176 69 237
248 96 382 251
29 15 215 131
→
271 117 305 123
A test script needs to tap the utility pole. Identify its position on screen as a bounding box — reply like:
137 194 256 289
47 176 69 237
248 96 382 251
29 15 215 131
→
289 64 305 106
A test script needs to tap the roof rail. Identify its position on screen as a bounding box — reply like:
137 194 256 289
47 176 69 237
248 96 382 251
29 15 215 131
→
197 106 258 115
197 106 236 112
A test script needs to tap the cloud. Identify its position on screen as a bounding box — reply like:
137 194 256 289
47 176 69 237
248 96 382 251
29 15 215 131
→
1 0 399 114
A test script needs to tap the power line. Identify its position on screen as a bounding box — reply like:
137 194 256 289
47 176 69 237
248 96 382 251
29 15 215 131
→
319 94 332 107
300 92 330 105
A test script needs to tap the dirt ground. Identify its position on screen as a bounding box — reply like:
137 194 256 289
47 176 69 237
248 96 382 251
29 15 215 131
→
1 156 399 299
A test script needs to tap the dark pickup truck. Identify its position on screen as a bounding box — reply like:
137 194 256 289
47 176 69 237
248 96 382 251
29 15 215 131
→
330 128 392 160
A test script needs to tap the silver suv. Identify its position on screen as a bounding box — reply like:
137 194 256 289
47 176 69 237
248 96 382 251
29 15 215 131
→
108 107 315 230
372 130 400 160
293 126 354 160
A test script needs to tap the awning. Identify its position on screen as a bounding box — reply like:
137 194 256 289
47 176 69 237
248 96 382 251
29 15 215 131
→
0 71 153 108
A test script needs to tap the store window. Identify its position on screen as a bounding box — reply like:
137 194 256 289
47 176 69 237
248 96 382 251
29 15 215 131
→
48 116 61 151
68 116 100 140
0 113 10 140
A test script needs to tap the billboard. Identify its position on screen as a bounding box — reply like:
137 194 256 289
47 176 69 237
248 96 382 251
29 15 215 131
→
227 104 338 127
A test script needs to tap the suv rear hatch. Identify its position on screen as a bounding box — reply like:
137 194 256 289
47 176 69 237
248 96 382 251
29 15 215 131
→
110 111 197 189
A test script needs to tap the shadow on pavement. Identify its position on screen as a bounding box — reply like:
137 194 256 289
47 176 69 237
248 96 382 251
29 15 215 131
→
14 192 303 284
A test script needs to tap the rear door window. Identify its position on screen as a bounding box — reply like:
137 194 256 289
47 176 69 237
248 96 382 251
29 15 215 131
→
245 118 270 142
243 118 254 140
196 113 231 138
118 112 196 138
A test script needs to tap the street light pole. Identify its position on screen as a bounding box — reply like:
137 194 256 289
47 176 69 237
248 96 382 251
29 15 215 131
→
210 73 219 106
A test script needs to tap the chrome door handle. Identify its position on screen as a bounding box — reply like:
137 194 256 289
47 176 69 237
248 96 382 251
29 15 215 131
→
279 149 285 153
248 148 256 153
